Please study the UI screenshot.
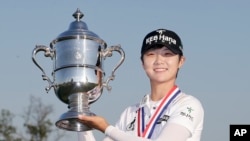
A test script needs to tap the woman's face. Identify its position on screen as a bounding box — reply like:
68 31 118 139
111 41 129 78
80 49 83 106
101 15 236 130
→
142 46 185 84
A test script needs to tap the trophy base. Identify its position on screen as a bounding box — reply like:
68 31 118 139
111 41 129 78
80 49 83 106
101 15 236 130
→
55 111 95 132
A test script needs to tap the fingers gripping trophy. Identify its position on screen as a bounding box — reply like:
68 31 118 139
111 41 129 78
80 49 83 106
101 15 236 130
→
32 9 125 132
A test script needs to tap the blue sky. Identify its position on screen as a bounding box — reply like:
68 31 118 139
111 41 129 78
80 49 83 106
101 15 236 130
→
1 0 250 141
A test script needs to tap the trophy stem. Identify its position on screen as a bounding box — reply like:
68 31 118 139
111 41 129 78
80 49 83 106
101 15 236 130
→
68 93 90 112
55 93 95 131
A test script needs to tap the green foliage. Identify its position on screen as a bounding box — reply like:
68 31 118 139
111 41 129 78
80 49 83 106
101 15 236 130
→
22 96 54 141
0 96 66 141
0 109 22 141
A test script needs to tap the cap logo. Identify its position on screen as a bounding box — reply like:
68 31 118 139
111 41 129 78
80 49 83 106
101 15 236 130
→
145 29 177 46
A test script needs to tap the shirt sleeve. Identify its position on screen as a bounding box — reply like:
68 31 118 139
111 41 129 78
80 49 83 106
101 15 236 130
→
167 95 204 138
105 123 190 141
77 131 96 141
77 131 115 141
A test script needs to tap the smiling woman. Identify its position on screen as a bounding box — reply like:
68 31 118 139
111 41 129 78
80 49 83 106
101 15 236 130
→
142 47 184 86
77 28 204 141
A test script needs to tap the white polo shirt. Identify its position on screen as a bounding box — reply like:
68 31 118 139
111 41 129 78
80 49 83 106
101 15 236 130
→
79 91 204 141
107 92 204 141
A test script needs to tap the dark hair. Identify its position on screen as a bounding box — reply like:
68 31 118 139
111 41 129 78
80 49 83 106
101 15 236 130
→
140 45 183 62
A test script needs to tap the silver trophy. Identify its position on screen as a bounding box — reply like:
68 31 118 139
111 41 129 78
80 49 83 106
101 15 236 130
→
32 9 125 131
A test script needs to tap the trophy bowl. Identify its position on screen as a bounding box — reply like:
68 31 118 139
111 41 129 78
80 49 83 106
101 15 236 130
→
32 9 125 131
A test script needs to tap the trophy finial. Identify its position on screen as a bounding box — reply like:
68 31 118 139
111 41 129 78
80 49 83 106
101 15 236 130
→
73 8 84 21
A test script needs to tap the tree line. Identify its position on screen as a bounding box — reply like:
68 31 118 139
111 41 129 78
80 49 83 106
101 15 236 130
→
0 96 67 141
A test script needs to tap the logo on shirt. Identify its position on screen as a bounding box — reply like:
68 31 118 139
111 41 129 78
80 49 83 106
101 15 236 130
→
180 107 194 121
126 115 170 131
156 115 170 124
126 118 136 131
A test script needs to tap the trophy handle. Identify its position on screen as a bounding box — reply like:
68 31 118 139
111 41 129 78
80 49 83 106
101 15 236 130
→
102 44 125 91
32 45 55 92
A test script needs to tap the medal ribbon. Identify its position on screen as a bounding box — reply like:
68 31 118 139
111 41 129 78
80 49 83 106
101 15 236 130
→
137 86 181 138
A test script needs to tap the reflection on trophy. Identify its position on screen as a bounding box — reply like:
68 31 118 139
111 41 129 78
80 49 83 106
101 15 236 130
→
32 9 125 132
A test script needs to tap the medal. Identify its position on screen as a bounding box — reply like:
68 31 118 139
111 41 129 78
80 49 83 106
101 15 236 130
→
137 85 181 138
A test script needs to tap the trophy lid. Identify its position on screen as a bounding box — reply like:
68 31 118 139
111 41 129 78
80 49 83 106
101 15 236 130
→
50 8 106 47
